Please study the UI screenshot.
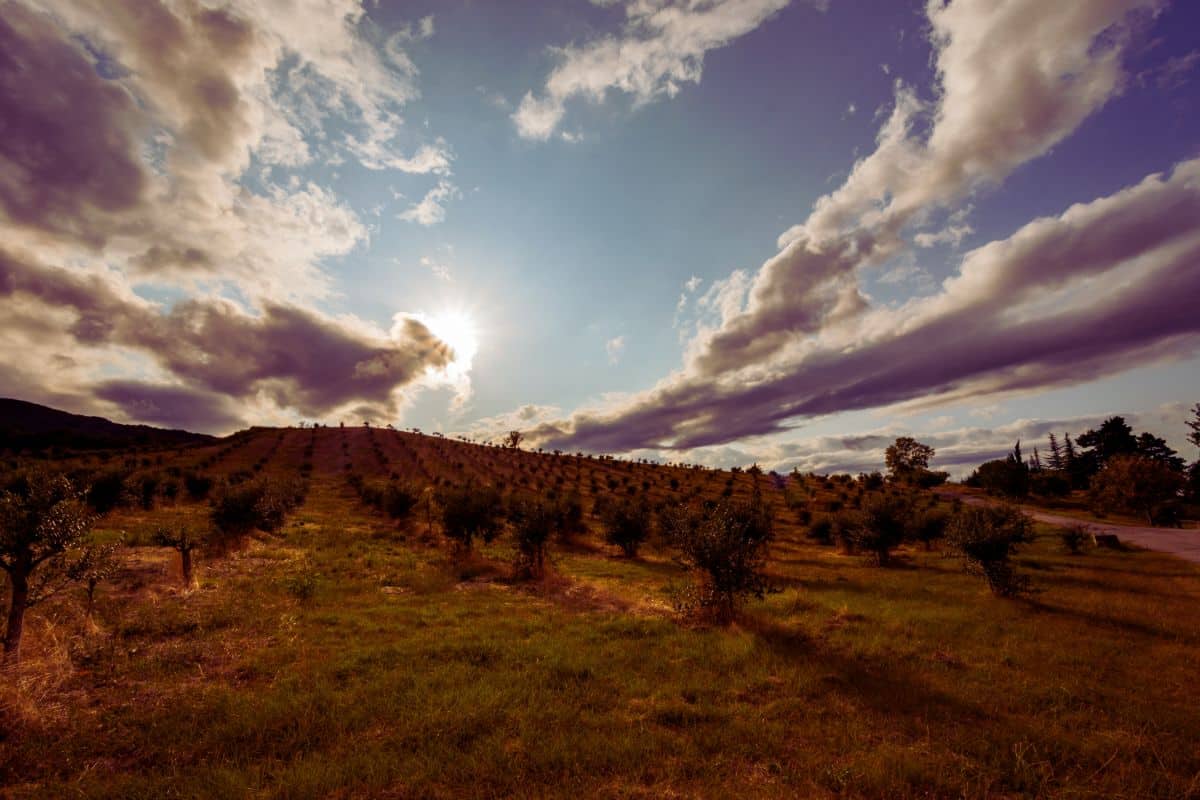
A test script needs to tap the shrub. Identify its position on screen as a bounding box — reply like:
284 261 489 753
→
184 472 214 500
382 482 419 520
830 510 862 554
281 564 320 601
661 494 774 623
1089 454 1186 526
1030 470 1071 498
847 493 913 565
210 479 299 544
553 492 586 542
909 507 949 551
970 458 1029 498
509 498 555 579
135 473 160 510
438 484 504 555
946 505 1034 596
599 498 651 557
807 516 834 544
1059 523 1089 555
87 469 130 513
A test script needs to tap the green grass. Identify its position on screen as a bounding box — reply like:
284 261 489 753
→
2 430 1200 798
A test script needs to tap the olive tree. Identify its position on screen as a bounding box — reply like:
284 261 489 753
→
152 523 205 587
661 494 774 623
946 505 1034 596
70 539 122 621
0 472 95 662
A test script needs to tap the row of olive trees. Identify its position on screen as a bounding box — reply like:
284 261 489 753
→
427 479 777 623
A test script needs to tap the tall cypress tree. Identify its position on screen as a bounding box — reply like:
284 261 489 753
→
1047 432 1063 470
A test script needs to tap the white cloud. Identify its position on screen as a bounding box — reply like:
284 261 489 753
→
606 335 627 365
398 179 458 226
514 0 793 140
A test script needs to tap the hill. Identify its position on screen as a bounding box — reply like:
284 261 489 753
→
1 425 1199 798
0 398 214 451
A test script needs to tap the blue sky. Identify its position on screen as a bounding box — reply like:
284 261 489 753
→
2 0 1199 475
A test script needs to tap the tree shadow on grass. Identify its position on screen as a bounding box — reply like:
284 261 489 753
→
743 615 991 732
1020 598 1197 644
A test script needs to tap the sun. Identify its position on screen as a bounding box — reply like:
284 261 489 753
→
424 309 479 368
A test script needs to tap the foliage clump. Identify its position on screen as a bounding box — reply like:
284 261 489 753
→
946 504 1034 596
0 471 96 661
1089 454 1185 526
210 479 302 545
661 493 774 623
438 483 504 556
508 497 556 579
597 497 651 557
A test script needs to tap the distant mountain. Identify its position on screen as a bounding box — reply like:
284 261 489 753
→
0 398 216 451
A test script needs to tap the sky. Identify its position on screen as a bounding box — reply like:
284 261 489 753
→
1 0 1199 476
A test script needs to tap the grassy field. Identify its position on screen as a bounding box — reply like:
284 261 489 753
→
2 427 1200 798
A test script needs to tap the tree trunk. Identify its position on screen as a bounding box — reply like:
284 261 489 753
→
4 570 30 663
181 547 194 587
85 581 97 621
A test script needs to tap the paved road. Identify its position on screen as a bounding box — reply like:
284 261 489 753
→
942 493 1200 564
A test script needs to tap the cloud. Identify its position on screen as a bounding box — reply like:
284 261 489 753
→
606 335 626 365
399 179 458 226
698 0 1162 375
420 256 452 281
678 405 1197 478
0 1 473 428
453 403 566 444
0 249 454 426
544 156 1200 453
533 0 1183 454
94 381 244 432
0 0 446 302
514 0 792 140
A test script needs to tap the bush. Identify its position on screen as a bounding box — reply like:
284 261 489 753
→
87 469 129 513
1030 470 1071 498
970 458 1029 498
210 479 300 543
909 507 949 551
184 472 214 501
946 505 1034 596
509 498 555 579
807 516 834 544
1089 454 1186 526
135 473 160 510
599 498 651 557
661 495 774 623
281 565 320 601
1059 523 1089 555
553 492 586 542
381 482 419 520
439 484 504 555
830 510 862 554
842 493 913 565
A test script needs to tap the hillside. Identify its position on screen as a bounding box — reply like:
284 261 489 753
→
0 398 214 451
1 425 1199 798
